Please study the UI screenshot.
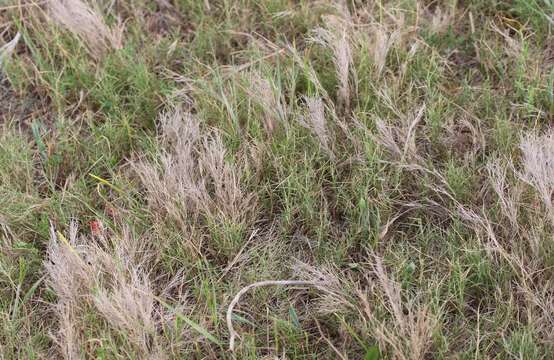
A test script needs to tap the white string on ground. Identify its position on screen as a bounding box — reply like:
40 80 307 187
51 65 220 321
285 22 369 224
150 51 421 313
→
226 280 320 351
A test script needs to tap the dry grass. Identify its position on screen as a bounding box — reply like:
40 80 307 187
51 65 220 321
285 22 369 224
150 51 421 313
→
2 0 554 358
294 256 437 359
428 6 455 34
47 0 123 59
373 104 426 163
134 107 257 256
299 96 334 159
245 73 287 134
487 158 521 229
368 25 401 77
0 32 20 70
45 222 172 359
361 256 436 360
311 14 353 111
519 130 554 224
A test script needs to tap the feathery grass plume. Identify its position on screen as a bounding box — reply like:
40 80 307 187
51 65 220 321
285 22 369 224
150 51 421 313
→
92 229 159 353
373 104 426 163
293 261 356 314
360 256 436 360
457 204 554 348
45 222 172 358
47 0 123 59
486 158 522 229
456 206 502 258
369 24 401 77
54 303 81 360
519 130 554 224
294 256 436 359
93 270 159 354
245 73 287 134
311 15 352 111
0 32 21 71
133 107 257 254
352 5 410 78
45 221 94 305
374 117 402 159
197 134 251 224
299 96 334 159
45 222 94 359
46 247 84 360
482 137 554 346
352 3 422 79
287 44 334 106
132 111 204 253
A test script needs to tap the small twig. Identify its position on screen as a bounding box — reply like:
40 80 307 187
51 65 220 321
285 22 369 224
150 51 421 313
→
222 48 286 78
0 1 47 11
227 280 319 351
218 229 258 282
401 103 426 160
313 317 348 360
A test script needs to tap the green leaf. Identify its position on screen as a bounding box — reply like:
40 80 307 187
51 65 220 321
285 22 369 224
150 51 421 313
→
157 297 222 346
232 313 257 328
31 121 47 161
288 306 301 329
364 344 380 360
12 275 45 321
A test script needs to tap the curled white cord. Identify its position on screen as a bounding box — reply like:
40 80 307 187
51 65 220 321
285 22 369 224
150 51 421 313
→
226 280 320 351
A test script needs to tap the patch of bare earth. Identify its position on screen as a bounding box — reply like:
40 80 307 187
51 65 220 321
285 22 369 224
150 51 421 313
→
0 78 51 129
